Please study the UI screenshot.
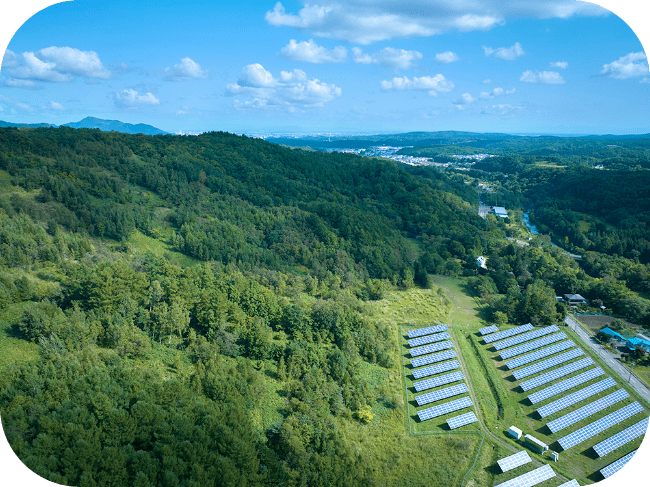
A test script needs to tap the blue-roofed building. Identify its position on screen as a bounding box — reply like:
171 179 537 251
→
600 327 627 342
626 337 650 352
493 206 508 218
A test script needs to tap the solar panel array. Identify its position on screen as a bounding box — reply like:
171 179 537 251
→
537 377 616 418
592 417 649 458
520 357 594 392
415 383 469 406
528 367 605 404
600 450 636 479
494 464 555 487
480 325 499 335
500 333 567 360
410 339 453 357
407 324 448 338
414 371 464 392
417 396 473 421
497 451 532 473
505 339 574 369
408 331 451 348
547 389 629 433
484 323 534 344
410 349 457 368
493 325 560 351
512 348 585 380
557 402 644 451
557 480 580 487
412 359 460 379
447 411 478 429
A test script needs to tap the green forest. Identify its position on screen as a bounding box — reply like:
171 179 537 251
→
1 126 649 486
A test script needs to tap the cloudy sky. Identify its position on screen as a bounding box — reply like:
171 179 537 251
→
0 0 649 135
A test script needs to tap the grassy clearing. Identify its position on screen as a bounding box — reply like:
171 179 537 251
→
429 275 487 328
128 230 200 267
367 283 452 327
0 303 39 376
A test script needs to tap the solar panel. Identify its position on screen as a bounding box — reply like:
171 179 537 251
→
484 323 534 344
547 389 629 433
512 348 584 380
412 359 460 379
417 396 473 421
447 411 478 429
499 340 575 370
600 450 637 479
592 417 649 458
411 349 457 368
407 324 448 338
415 383 469 406
493 325 560 351
557 480 580 487
497 451 532 472
493 464 555 487
408 331 451 348
480 325 499 336
557 402 644 451
528 367 605 404
410 338 453 356
500 333 568 360
520 357 594 392
537 377 616 418
414 371 465 392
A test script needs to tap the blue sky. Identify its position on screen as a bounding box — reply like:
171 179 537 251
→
0 0 649 135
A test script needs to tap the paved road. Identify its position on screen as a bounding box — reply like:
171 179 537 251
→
564 315 650 405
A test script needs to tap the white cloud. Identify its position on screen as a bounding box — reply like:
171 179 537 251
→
5 46 110 85
163 57 209 81
550 61 568 69
0 94 34 111
36 46 110 79
238 63 278 87
482 79 492 84
2 49 19 68
3 78 38 88
453 92 476 105
226 64 341 110
352 47 422 71
264 1 607 44
483 42 524 60
42 100 65 111
600 52 649 79
520 70 565 84
479 87 516 99
114 89 160 109
380 74 454 96
435 51 460 64
280 39 347 63
480 103 524 116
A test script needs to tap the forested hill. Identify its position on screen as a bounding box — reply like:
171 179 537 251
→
0 126 498 486
0 126 486 282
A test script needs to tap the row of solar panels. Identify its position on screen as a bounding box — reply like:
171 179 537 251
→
495 453 580 487
483 323 648 480
406 325 477 429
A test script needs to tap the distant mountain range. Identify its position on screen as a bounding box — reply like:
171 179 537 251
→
0 116 169 135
